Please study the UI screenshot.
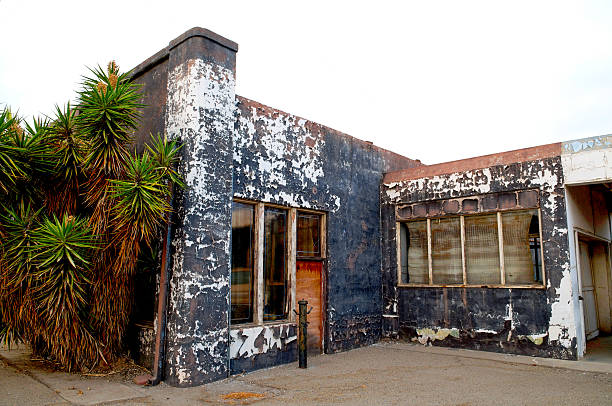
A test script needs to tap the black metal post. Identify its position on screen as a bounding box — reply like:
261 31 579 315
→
298 299 308 368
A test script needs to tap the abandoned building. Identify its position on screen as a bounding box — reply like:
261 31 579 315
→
128 27 612 387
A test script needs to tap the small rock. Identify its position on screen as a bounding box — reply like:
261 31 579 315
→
133 374 154 385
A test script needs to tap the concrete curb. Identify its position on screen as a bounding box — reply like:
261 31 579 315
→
375 341 612 374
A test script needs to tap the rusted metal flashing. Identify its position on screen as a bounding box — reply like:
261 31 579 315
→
384 143 562 183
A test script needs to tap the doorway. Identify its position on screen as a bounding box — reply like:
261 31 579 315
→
295 211 326 355
579 240 599 340
296 260 323 353
577 237 612 343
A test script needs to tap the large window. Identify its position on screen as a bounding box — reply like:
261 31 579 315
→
398 209 544 287
231 202 255 323
263 208 288 321
231 200 326 325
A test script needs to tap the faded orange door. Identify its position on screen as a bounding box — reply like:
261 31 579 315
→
296 260 323 354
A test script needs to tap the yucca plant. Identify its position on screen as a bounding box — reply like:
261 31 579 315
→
0 110 28 197
30 215 102 370
45 103 86 215
0 61 182 370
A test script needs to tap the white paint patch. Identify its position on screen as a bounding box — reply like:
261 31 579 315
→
548 265 576 348
236 106 324 188
475 329 499 334
229 324 297 359
234 102 342 212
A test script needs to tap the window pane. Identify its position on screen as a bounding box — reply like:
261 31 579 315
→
503 209 542 284
297 213 321 257
264 208 288 321
399 221 428 284
231 202 255 323
465 214 500 284
431 217 463 284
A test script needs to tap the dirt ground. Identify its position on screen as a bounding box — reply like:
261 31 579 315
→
2 341 612 405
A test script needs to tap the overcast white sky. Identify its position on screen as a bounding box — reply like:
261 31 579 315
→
1 1 612 164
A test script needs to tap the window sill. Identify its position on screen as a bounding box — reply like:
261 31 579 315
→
230 320 296 330
397 283 546 289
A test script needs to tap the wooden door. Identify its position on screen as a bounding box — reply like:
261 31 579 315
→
296 260 323 354
579 241 599 340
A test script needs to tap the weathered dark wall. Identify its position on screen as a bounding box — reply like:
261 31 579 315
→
129 27 423 385
127 325 156 368
129 47 169 154
381 156 577 359
162 29 238 387
232 97 420 371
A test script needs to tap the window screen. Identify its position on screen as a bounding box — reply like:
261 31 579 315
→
464 214 500 284
399 221 429 284
431 217 463 284
503 209 541 284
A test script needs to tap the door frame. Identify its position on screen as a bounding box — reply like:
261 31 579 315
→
575 229 612 345
295 210 328 354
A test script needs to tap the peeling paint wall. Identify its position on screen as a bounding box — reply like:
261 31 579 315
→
162 31 238 387
233 97 420 368
229 324 297 374
381 156 577 359
129 27 421 385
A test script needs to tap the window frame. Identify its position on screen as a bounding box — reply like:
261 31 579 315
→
396 208 546 289
231 198 327 326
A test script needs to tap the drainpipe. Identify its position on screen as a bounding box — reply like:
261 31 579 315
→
147 189 177 386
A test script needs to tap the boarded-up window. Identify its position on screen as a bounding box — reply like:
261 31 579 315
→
297 213 321 257
399 221 428 284
431 217 463 284
231 202 255 323
465 214 500 284
263 208 288 321
503 209 541 284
